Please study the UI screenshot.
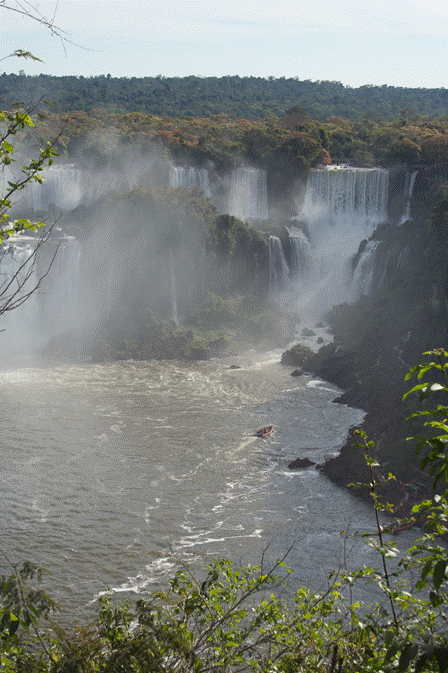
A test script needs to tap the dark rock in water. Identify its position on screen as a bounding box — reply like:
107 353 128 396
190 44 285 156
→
281 343 314 366
288 457 316 469
305 344 359 389
317 336 324 344
291 368 303 377
229 364 242 369
301 327 316 337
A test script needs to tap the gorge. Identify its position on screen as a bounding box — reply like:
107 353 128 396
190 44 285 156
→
2 128 447 624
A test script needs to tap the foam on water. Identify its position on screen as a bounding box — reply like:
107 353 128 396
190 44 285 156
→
0 355 419 621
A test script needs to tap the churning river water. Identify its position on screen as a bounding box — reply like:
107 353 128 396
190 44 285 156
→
0 349 418 622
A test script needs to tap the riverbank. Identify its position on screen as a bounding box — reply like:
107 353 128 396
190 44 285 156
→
301 335 434 520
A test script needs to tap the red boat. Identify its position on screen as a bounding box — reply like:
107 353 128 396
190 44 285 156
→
255 425 274 438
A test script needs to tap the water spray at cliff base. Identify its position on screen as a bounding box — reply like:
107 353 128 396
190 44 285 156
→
269 166 389 324
0 160 398 364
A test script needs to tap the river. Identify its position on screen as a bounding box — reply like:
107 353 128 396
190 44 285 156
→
0 349 417 622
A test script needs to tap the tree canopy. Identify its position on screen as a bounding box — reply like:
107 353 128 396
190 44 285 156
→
1 73 447 122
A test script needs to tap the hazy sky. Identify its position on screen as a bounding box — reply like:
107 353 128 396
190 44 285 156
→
0 0 447 88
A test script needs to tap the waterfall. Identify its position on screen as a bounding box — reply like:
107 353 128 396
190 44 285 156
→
0 235 41 355
169 167 210 195
269 236 289 296
39 237 82 336
399 170 418 225
9 160 158 214
349 240 382 300
271 166 390 319
228 168 269 221
169 249 178 325
11 165 84 212
0 233 84 359
287 226 316 281
302 165 388 229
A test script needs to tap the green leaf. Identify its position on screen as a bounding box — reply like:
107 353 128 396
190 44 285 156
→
421 559 434 581
8 619 19 636
384 629 395 648
435 648 448 673
415 652 432 673
399 643 419 671
403 383 431 400
430 591 443 608
433 559 447 591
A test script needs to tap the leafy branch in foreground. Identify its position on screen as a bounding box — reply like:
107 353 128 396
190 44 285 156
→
352 428 399 629
0 556 57 672
404 348 448 492
1 102 57 238
0 99 63 319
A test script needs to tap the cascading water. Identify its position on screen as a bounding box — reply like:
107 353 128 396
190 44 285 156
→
228 167 269 221
399 170 418 225
0 234 84 361
0 235 41 355
9 159 158 214
38 237 82 337
169 167 210 195
287 226 317 281
271 166 390 319
169 249 178 325
269 236 289 296
348 240 382 300
302 165 388 228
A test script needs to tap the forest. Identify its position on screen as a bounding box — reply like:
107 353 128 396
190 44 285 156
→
14 103 448 192
1 72 448 121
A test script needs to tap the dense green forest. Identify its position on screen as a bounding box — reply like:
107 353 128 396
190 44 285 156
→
1 73 447 121
14 106 448 212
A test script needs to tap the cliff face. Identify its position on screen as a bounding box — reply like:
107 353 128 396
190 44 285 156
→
305 179 448 494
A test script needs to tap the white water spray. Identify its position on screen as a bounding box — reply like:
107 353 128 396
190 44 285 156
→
169 167 210 195
271 166 390 319
228 168 269 220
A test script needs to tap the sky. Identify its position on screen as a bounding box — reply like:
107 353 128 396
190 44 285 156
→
0 0 447 88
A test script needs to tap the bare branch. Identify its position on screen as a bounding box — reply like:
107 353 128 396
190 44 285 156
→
0 0 95 54
0 0 69 39
0 223 61 316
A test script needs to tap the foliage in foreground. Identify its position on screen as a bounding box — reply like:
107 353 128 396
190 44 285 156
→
0 95 60 318
2 350 448 671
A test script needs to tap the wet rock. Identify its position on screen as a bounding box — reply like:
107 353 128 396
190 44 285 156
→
291 368 303 376
288 457 316 469
301 327 316 337
281 343 314 366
